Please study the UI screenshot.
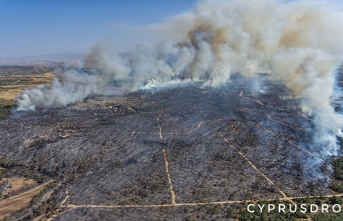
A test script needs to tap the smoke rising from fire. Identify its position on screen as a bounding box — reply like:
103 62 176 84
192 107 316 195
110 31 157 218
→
16 0 343 155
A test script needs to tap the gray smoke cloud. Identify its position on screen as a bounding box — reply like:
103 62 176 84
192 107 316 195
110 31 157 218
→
15 0 343 156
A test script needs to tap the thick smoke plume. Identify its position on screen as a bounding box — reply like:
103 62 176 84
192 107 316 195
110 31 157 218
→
16 0 343 157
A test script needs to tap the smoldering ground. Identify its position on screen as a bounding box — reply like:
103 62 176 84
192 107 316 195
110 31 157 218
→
14 0 343 176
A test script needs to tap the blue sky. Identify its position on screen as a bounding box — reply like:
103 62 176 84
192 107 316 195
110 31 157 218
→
0 0 197 58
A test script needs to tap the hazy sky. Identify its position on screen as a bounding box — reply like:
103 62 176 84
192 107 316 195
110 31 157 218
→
0 0 197 58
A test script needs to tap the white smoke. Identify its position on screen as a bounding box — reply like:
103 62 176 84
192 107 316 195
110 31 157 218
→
16 70 100 111
15 0 343 155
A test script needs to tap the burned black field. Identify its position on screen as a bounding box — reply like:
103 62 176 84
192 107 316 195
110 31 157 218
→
2 71 342 220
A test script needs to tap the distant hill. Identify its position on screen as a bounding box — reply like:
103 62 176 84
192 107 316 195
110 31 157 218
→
0 52 86 66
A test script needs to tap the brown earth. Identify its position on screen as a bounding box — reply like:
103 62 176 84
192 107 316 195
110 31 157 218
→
3 177 37 196
0 180 53 219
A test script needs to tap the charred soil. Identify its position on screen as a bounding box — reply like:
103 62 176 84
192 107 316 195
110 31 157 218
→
0 69 343 220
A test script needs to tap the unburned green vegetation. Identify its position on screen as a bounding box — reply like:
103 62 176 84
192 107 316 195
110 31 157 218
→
331 156 343 193
0 99 12 121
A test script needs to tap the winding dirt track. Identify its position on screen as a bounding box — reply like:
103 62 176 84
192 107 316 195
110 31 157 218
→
37 91 330 220
57 143 335 219
242 92 323 161
57 142 322 221
163 149 176 205
63 194 343 209
157 111 163 140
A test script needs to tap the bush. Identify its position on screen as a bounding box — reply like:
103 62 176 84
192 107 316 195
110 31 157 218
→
332 157 343 181
329 195 343 205
0 99 12 121
331 181 343 193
